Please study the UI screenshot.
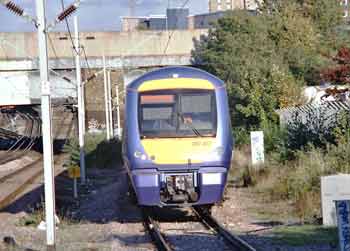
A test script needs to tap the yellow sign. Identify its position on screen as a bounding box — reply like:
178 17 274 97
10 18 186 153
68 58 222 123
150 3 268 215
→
68 165 80 178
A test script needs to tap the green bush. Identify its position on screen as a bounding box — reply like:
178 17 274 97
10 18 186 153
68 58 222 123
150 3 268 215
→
63 133 122 169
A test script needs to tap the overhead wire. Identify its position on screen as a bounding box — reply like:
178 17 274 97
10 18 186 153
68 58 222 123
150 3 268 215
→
0 37 76 87
162 0 191 56
81 45 91 75
60 0 79 55
59 0 92 77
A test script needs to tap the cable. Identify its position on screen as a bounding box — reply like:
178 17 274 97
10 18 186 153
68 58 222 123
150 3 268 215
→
0 37 76 86
48 33 74 69
81 45 92 74
59 0 92 78
162 0 191 55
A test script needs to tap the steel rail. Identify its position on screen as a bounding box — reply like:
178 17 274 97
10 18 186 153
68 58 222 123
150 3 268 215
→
142 208 172 251
192 207 256 251
0 109 74 210
0 158 42 184
0 110 41 165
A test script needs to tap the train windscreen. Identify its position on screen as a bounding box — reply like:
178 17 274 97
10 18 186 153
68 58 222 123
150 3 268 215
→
139 90 217 138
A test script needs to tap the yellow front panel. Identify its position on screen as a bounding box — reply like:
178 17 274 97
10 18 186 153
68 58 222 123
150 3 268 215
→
138 78 215 92
141 138 216 165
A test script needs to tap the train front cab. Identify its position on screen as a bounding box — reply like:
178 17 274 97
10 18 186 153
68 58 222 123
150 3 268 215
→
123 67 233 207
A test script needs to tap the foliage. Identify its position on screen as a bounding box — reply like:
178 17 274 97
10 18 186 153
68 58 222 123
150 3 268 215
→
262 0 344 33
63 133 122 170
253 139 350 222
321 47 350 84
192 0 346 130
298 0 344 33
193 9 312 128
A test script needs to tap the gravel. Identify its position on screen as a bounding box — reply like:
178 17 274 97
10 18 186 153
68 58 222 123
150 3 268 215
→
0 161 339 251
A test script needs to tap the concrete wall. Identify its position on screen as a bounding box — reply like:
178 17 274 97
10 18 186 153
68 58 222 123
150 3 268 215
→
209 0 261 12
0 30 208 71
0 29 208 60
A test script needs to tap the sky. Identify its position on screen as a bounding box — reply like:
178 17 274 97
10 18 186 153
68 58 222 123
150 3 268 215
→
0 0 208 32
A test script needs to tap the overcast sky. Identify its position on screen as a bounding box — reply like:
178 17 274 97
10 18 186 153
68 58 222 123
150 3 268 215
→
0 0 208 32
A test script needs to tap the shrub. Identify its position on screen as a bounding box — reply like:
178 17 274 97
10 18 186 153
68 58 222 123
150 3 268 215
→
264 140 350 222
63 133 122 169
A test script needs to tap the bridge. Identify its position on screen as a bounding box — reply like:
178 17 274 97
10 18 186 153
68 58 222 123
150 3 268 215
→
0 29 208 71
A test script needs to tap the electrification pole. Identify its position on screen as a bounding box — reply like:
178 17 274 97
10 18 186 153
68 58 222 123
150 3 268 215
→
74 15 86 184
116 84 121 138
107 70 114 138
103 55 111 140
36 0 56 248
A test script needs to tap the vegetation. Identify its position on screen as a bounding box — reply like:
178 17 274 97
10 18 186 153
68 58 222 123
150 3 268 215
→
192 0 350 223
271 225 338 246
192 0 347 128
63 133 122 170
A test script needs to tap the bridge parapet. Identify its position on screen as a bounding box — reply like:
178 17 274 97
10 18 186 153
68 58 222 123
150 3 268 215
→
0 30 208 70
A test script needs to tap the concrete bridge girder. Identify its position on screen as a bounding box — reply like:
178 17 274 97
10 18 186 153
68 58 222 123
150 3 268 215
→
0 54 192 71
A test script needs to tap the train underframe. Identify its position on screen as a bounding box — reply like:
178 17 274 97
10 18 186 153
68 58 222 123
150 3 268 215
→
128 166 227 207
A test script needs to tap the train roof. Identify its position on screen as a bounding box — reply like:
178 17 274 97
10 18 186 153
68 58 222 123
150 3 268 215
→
127 66 225 91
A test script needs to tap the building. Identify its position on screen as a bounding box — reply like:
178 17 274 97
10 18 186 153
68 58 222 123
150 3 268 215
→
167 8 189 30
209 0 261 12
188 12 225 30
121 15 167 32
121 8 189 32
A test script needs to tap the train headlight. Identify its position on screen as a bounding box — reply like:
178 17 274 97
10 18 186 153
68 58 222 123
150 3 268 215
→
134 150 148 160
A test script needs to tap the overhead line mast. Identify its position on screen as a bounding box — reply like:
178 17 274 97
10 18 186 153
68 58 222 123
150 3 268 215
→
2 0 81 248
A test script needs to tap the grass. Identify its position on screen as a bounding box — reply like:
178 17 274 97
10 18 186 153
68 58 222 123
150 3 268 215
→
18 203 81 228
270 225 338 247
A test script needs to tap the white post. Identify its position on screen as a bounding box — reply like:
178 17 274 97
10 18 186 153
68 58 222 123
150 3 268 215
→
74 15 86 185
107 70 114 138
36 0 56 247
116 84 121 138
250 131 265 166
81 74 86 135
103 56 111 140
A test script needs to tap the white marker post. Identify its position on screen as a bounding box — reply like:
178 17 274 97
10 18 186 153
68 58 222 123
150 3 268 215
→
250 131 264 166
74 15 86 185
36 0 56 247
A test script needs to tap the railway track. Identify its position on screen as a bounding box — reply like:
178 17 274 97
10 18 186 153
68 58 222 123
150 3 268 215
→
0 109 41 166
192 207 256 251
143 207 256 251
0 108 75 211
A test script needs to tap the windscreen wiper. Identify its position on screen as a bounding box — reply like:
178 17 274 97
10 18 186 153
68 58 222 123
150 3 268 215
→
177 112 203 137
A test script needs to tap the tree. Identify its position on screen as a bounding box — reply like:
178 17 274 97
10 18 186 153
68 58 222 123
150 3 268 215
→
262 0 344 33
192 9 312 128
321 47 350 84
298 0 344 33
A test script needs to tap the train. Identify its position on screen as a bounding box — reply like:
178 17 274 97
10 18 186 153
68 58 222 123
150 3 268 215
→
123 66 233 209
